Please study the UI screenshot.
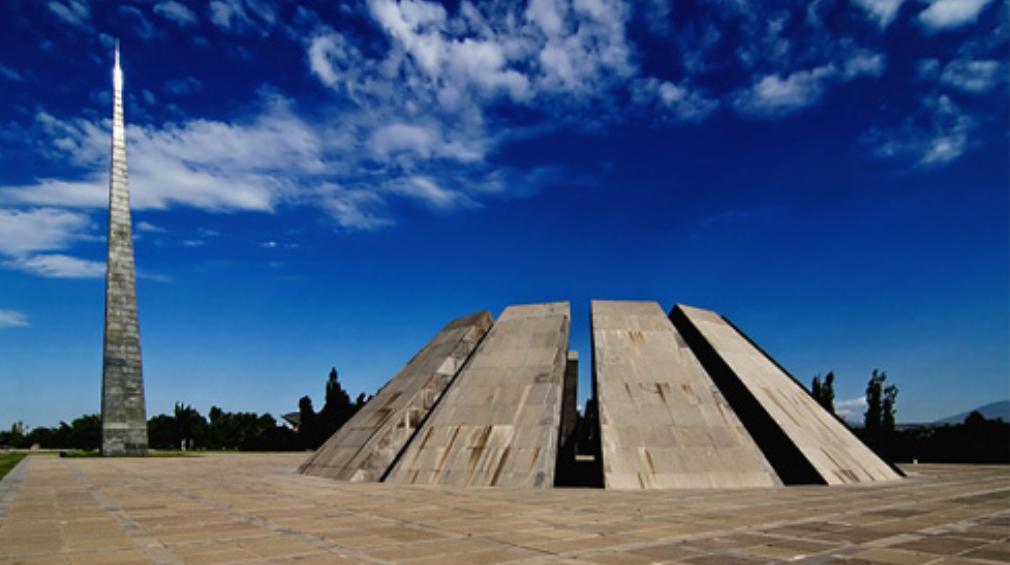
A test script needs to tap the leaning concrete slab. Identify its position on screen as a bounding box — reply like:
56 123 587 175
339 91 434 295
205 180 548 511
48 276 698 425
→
671 304 901 485
300 311 493 481
592 301 780 489
386 302 571 487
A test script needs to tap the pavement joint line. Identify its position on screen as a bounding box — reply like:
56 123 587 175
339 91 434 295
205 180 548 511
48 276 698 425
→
90 461 389 564
249 472 565 561
239 474 566 562
61 457 185 565
0 454 31 527
6 457 1007 565
548 478 1010 560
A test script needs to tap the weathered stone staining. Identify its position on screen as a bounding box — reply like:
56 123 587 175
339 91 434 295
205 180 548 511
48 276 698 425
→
592 301 780 489
299 311 493 481
670 304 902 485
305 300 898 488
101 43 148 456
386 302 571 487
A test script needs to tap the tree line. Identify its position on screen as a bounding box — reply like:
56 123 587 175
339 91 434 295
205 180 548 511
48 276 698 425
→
0 368 369 452
2 367 1005 463
808 368 1007 463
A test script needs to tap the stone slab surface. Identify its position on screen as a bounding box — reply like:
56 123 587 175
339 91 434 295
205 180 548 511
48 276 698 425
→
592 301 780 489
300 311 493 482
672 305 901 485
1 454 1007 564
386 302 571 488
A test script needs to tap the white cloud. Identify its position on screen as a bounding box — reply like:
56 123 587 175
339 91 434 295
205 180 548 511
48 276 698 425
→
1 97 322 214
6 0 958 242
633 78 719 122
0 208 93 256
734 65 836 116
939 59 1005 93
315 184 392 231
865 95 975 167
366 123 484 164
136 221 166 233
918 0 995 32
154 1 198 27
209 0 252 30
851 0 905 28
4 254 104 278
0 309 29 329
835 396 868 420
119 5 159 41
209 0 274 34
735 50 885 117
389 176 473 210
0 207 103 279
47 0 91 29
843 51 886 79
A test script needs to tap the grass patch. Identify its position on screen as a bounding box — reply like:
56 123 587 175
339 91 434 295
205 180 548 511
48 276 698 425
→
0 453 26 480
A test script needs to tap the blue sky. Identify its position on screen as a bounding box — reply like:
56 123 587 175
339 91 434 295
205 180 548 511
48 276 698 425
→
0 0 1006 428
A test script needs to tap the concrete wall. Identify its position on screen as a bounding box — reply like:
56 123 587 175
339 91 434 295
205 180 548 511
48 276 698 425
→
671 304 901 485
300 311 492 481
592 301 780 489
386 302 570 487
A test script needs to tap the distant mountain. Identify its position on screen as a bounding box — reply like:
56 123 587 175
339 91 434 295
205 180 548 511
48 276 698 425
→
935 400 1010 425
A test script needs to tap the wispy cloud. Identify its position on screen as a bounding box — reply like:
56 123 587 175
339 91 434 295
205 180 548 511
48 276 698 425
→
209 0 274 35
47 0 91 29
4 254 104 278
0 0 997 250
938 59 1005 94
0 208 93 256
918 0 996 32
835 396 868 421
733 51 884 117
0 65 24 82
851 0 905 29
864 95 974 167
153 1 197 27
119 5 160 41
137 221 166 233
0 309 29 329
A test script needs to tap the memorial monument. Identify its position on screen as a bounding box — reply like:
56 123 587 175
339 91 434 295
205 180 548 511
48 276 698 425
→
100 42 149 456
303 300 902 488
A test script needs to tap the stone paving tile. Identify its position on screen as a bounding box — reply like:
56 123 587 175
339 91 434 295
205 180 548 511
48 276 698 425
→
0 455 1007 564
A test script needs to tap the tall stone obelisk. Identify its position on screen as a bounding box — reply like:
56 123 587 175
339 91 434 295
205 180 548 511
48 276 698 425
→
101 41 148 455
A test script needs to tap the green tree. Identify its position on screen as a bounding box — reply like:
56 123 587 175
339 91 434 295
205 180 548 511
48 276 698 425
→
298 396 318 450
821 371 836 415
811 375 823 404
864 369 886 449
68 414 101 450
148 415 177 449
173 403 207 450
881 383 898 454
319 368 353 439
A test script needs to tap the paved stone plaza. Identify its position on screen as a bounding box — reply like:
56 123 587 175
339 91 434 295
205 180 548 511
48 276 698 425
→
0 454 1007 564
